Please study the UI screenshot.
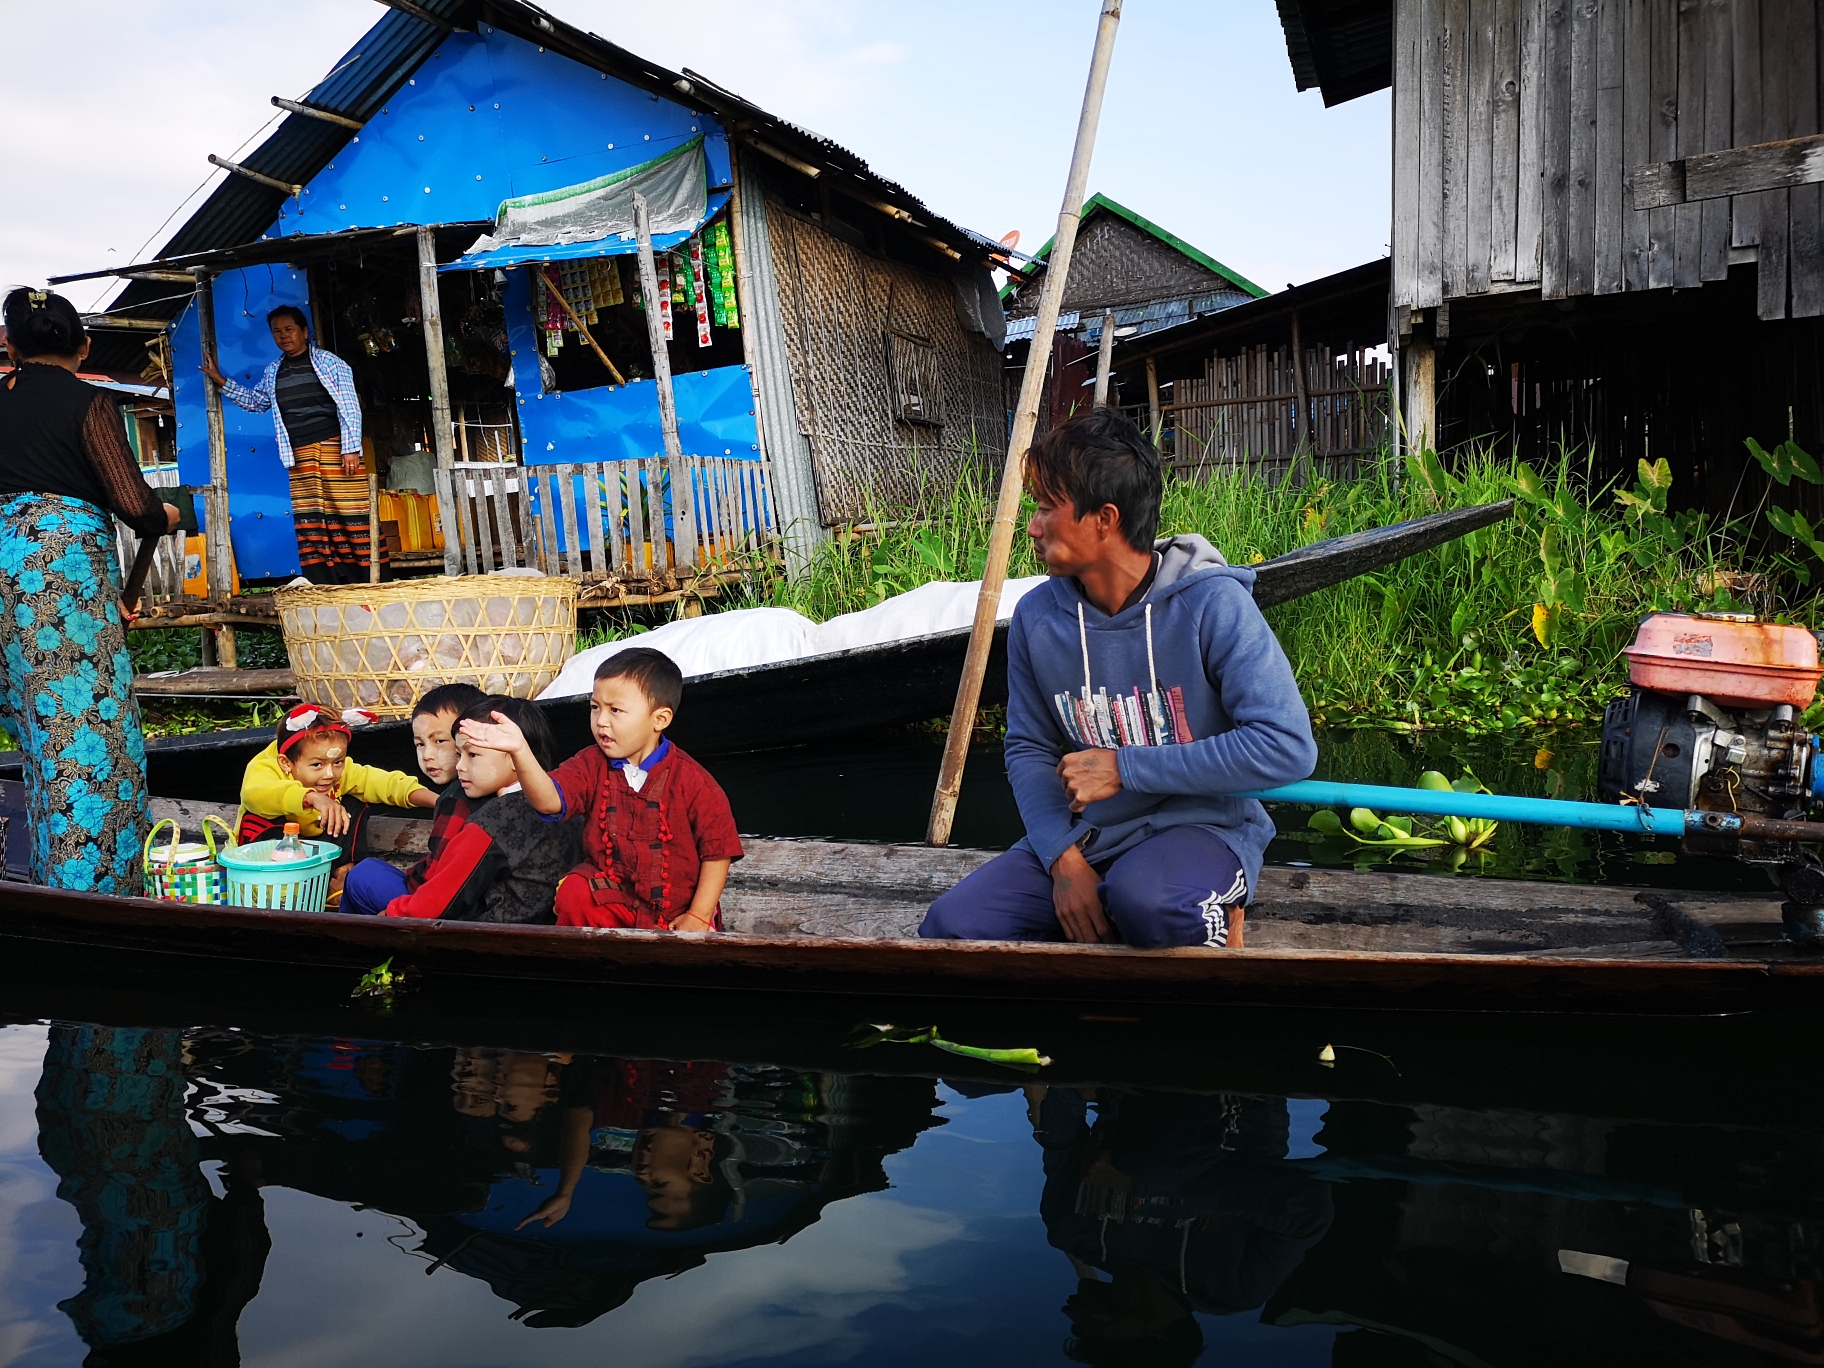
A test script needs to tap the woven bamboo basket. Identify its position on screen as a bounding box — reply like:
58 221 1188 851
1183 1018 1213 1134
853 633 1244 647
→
274 575 578 717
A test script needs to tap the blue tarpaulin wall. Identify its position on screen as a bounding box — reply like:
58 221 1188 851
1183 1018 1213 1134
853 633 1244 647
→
500 267 759 469
168 19 759 579
271 22 733 243
169 269 314 581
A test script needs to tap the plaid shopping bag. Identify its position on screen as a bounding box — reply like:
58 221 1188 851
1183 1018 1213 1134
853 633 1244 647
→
143 815 235 904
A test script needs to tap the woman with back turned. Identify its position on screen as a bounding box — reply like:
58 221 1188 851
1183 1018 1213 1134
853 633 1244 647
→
0 287 179 891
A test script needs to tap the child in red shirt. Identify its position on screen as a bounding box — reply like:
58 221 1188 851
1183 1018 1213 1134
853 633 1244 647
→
461 647 742 931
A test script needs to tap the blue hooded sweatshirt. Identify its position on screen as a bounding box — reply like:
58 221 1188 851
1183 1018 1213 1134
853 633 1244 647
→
1003 533 1318 900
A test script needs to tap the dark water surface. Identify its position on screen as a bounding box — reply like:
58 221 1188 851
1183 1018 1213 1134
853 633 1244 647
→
0 966 1819 1367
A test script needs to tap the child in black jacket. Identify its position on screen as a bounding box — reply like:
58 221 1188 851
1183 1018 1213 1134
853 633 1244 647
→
379 696 581 924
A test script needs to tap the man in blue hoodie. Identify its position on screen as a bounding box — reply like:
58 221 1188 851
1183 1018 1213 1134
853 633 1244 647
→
921 411 1317 949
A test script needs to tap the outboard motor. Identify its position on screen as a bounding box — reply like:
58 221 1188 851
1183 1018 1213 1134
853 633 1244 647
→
1598 613 1824 942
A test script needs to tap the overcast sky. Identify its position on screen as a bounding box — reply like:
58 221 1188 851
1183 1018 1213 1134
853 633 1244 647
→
3 1 1390 312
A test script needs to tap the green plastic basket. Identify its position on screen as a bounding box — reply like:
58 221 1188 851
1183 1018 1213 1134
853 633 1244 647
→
218 838 337 912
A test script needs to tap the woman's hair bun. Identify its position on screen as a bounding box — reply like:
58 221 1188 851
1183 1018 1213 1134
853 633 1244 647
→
3 287 86 360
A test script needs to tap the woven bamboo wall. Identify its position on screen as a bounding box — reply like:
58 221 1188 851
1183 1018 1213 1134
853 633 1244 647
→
766 203 1006 524
1006 213 1234 318
1164 344 1391 482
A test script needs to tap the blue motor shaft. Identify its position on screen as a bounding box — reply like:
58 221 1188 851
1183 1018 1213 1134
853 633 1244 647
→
1236 779 1688 837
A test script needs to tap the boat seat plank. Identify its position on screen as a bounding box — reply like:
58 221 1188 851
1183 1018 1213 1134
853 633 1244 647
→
142 799 1776 959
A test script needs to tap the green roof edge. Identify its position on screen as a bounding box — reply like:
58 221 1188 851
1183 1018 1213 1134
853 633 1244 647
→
1003 192 1269 301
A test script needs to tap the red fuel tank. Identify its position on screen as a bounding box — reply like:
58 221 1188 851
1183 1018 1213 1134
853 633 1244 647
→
1623 613 1824 708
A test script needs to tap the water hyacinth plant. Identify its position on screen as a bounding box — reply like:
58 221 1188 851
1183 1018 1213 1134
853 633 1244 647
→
739 437 1816 734
1306 770 1499 853
846 1022 1052 1071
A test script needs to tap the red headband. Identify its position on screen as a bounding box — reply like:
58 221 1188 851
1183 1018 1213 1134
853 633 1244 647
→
277 704 375 755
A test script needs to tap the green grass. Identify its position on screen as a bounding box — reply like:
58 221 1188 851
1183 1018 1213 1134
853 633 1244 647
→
735 443 1805 735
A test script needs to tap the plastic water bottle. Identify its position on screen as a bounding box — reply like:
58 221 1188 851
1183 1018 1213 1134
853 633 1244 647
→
271 823 307 863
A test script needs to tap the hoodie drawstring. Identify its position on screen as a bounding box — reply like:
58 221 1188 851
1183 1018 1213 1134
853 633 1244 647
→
1145 603 1159 696
1078 601 1092 699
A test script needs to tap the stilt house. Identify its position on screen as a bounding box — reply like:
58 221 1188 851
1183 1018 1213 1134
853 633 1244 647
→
1275 0 1824 510
65 0 1009 602
999 194 1263 435
1110 258 1394 480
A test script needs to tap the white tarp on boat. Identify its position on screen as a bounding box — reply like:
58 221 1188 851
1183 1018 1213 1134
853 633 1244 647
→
537 575 1050 700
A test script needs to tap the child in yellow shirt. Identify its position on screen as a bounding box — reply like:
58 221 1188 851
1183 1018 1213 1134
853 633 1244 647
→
238 705 435 887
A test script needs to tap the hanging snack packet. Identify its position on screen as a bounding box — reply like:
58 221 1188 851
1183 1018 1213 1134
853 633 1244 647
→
593 257 624 307
709 221 739 330
655 254 674 340
689 237 713 348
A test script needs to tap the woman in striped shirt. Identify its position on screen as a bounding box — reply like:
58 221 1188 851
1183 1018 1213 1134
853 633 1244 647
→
202 305 381 584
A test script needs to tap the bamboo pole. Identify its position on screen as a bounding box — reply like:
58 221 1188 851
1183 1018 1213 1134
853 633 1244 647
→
192 270 236 668
417 226 461 578
1092 308 1117 407
926 0 1124 848
632 194 693 566
539 266 627 385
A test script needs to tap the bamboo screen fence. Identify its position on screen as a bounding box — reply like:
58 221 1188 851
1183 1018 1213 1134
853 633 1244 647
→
433 456 774 583
1158 344 1392 481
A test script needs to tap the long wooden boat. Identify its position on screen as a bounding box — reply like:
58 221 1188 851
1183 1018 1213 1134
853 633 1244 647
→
1 794 1817 1015
0 502 1512 797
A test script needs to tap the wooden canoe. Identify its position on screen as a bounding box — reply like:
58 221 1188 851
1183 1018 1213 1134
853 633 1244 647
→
1 794 1817 1015
0 501 1513 797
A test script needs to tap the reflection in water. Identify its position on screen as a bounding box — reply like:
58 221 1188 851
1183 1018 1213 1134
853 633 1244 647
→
34 1026 270 1366
13 1020 1824 1365
1032 1088 1334 1366
171 1033 940 1339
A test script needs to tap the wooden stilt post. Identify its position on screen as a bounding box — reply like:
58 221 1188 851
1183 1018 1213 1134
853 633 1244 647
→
926 0 1124 848
1289 296 1310 453
1145 355 1161 444
1092 308 1117 407
192 269 236 668
368 473 381 584
1288 291 1312 485
1402 322 1436 455
632 193 694 571
417 226 461 578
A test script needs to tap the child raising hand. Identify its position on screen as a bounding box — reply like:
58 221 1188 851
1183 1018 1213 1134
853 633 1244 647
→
461 649 742 933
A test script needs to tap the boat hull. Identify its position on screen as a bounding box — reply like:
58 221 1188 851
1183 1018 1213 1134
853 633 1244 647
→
2 879 1819 1014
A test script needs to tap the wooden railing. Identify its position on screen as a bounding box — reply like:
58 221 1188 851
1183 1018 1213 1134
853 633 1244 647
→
433 456 775 581
1155 344 1391 481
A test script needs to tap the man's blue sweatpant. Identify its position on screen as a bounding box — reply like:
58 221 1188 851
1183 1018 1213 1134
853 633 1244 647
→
918 825 1246 948
343 858 409 916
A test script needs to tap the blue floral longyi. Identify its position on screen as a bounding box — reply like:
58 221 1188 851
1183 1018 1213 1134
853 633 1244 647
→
0 493 149 891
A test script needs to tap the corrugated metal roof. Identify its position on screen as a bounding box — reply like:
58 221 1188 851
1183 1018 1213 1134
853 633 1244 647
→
1005 312 1080 343
87 0 997 371
1003 290 1255 345
1275 0 1393 108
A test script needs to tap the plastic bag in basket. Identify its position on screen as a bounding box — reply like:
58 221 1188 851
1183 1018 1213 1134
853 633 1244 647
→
142 815 236 904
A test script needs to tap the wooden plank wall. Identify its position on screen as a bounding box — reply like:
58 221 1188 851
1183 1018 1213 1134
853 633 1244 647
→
1159 346 1392 481
1392 0 1824 319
